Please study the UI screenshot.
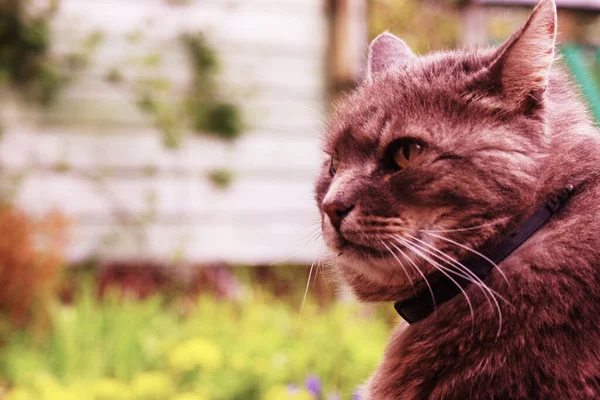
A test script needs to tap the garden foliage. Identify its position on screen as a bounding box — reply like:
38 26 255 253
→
0 287 391 399
0 205 67 328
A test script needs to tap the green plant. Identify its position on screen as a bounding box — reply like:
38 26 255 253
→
208 169 233 189
0 0 60 104
127 32 244 148
204 102 243 139
104 67 124 84
0 1 102 105
181 32 243 140
0 283 391 399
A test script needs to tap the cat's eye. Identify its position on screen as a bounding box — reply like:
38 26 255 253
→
392 140 423 169
330 157 339 176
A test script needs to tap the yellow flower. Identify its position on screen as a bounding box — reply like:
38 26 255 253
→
3 388 35 400
131 372 175 400
252 357 269 375
168 338 223 372
40 386 80 400
173 393 208 400
263 385 313 400
229 353 249 371
93 378 131 400
29 375 79 400
292 390 313 400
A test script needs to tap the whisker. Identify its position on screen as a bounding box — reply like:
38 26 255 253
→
308 232 323 245
399 235 504 338
387 239 436 312
318 258 332 294
407 233 511 306
392 235 476 336
299 257 317 318
300 220 322 230
377 237 417 296
361 216 501 234
269 254 298 266
312 257 321 288
296 225 322 243
424 232 509 284
404 234 504 336
418 221 502 233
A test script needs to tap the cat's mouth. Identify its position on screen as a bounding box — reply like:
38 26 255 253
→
322 218 413 261
336 231 401 260
339 238 388 258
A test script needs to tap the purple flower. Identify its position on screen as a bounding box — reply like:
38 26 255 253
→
352 391 362 400
305 374 322 398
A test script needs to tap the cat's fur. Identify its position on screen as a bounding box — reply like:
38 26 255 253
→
315 0 600 398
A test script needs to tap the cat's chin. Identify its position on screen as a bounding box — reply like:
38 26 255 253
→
339 252 403 283
335 248 416 302
323 228 419 300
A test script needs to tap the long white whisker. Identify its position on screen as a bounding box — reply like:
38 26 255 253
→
269 254 298 266
406 234 495 303
307 232 323 246
407 233 510 306
312 257 321 288
300 220 322 230
299 258 316 318
404 234 504 337
297 226 322 244
387 240 436 312
378 237 417 296
418 221 502 233
396 235 480 284
393 236 475 336
318 258 332 294
424 232 509 284
362 217 502 234
400 235 504 338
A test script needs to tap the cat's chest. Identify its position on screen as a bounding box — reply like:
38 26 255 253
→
368 316 600 400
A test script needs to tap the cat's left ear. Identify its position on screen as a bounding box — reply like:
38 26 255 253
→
367 32 416 82
491 0 557 105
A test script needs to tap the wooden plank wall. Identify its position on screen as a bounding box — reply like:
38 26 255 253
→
0 0 328 264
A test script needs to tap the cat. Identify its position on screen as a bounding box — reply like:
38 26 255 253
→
314 0 600 398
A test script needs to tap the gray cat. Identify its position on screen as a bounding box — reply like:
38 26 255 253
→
314 0 600 398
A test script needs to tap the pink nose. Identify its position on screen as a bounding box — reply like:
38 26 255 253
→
322 201 353 230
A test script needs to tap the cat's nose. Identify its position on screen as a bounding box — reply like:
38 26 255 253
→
322 201 354 230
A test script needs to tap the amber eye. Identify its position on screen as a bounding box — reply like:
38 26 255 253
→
393 141 423 169
330 157 339 176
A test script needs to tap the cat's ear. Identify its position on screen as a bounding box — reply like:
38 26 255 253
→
491 0 557 104
367 32 415 82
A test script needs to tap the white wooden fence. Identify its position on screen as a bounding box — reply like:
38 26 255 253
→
0 0 328 264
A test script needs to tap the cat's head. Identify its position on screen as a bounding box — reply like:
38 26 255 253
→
315 0 563 301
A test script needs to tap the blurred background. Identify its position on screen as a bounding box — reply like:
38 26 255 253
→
0 0 598 399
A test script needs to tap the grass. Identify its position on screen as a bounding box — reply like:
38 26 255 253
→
0 281 393 400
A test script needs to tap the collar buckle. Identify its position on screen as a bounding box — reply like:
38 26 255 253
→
546 184 575 213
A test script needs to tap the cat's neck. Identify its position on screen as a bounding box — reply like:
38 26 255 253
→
539 67 600 195
370 174 600 399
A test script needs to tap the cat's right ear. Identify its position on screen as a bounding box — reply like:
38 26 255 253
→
489 0 557 107
367 32 415 82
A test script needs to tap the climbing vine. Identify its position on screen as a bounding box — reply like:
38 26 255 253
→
0 0 101 105
107 30 244 149
0 0 61 104
181 32 243 140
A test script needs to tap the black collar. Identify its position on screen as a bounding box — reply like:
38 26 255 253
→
394 184 577 324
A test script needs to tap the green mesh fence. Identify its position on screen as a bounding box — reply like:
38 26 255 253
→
561 45 600 126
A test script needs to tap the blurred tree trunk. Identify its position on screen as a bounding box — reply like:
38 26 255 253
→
326 0 368 106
